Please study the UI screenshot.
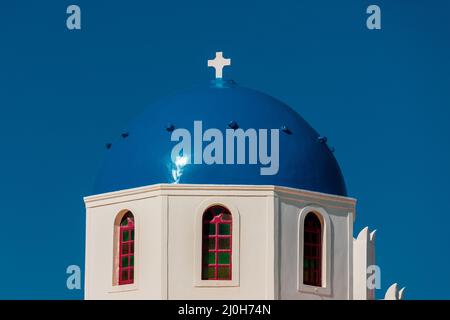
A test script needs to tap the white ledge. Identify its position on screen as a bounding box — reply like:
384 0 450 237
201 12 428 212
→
84 183 356 208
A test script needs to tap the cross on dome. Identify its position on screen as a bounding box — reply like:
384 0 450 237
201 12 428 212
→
208 51 231 79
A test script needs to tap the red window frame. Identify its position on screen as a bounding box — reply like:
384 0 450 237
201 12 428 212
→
201 205 232 280
303 212 322 287
118 213 135 285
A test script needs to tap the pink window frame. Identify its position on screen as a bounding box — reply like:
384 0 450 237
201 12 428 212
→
202 206 232 280
118 216 135 285
303 212 322 287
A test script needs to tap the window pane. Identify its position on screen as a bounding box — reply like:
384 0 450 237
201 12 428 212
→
218 238 230 249
218 223 230 235
203 223 216 235
221 212 232 221
123 231 129 241
202 266 215 280
202 267 216 280
130 256 134 267
206 238 215 250
121 270 128 281
131 230 135 240
208 252 216 265
218 252 230 264
304 259 310 268
130 243 134 253
218 267 231 280
202 266 212 279
130 269 134 282
212 206 223 216
201 266 207 279
201 253 208 265
122 257 129 267
208 267 215 279
122 244 129 254
304 245 310 257
311 246 317 257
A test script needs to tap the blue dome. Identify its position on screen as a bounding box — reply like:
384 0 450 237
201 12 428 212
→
94 80 347 196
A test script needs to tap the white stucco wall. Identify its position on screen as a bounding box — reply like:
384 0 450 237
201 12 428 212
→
166 191 275 299
84 184 355 300
276 188 355 300
84 191 166 299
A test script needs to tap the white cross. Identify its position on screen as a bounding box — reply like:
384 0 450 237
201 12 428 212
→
208 51 231 79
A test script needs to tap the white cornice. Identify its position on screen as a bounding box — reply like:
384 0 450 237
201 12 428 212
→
84 183 356 208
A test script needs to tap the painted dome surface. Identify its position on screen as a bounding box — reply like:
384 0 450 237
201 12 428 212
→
94 80 347 196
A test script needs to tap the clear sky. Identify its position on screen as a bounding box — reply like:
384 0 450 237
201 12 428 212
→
0 0 449 299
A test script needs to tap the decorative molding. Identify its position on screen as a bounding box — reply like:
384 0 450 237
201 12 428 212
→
85 184 356 209
161 195 169 299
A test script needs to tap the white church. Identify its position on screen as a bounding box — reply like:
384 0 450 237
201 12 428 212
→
83 52 405 300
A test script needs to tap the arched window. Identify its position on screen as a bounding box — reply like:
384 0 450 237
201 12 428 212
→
116 211 135 285
303 212 322 286
201 205 232 280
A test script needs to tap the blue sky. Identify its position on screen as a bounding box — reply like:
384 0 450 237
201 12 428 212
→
0 0 449 299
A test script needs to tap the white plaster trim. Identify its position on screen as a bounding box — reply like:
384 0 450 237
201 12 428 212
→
297 205 332 296
265 195 276 299
347 211 353 300
108 283 138 293
193 198 240 287
84 184 356 206
84 210 92 299
161 195 169 299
